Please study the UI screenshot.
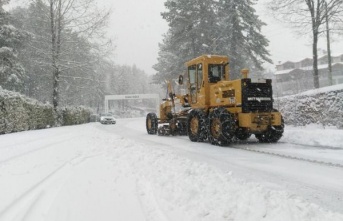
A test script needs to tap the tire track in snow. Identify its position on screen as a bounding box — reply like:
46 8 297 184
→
0 132 69 150
232 146 343 168
0 152 104 221
0 160 71 220
107 118 343 168
116 125 343 169
0 136 79 165
278 141 342 150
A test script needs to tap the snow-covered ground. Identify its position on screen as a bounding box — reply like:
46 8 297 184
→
0 118 343 221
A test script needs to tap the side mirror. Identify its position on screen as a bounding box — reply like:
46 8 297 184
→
178 75 184 85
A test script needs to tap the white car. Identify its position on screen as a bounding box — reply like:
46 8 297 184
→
99 113 116 124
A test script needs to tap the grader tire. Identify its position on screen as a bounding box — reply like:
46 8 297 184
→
255 112 284 143
146 113 158 134
187 109 207 142
208 107 235 146
235 128 251 141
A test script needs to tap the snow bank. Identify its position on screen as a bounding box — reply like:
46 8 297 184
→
0 88 91 134
275 84 343 128
0 88 54 133
283 124 343 148
60 106 92 125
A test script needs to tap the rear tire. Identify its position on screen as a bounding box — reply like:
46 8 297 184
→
255 113 284 143
146 113 158 134
208 107 235 146
235 128 251 141
177 121 187 135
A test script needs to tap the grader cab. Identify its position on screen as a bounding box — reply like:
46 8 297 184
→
146 55 284 145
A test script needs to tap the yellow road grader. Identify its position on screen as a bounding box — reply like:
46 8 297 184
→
146 55 284 145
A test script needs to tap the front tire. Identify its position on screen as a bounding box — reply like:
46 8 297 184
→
146 113 158 134
187 109 207 142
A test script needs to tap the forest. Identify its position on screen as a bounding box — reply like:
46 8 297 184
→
0 0 161 114
1 0 342 113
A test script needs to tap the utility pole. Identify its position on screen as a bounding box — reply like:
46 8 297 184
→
325 1 333 86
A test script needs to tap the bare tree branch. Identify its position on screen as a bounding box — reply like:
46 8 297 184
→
267 0 343 88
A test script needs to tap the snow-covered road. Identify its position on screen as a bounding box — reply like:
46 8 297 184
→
0 118 343 221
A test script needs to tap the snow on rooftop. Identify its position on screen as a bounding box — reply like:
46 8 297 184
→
275 62 343 75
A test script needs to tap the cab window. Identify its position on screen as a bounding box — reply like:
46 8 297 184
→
197 64 203 89
208 64 225 83
189 65 196 85
188 65 197 103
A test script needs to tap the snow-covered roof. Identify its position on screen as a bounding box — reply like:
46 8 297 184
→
278 54 343 66
275 62 343 75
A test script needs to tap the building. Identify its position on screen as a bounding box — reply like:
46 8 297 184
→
274 54 343 96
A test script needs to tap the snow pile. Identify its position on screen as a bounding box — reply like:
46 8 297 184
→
60 106 92 125
275 84 343 128
108 137 343 221
283 124 343 148
0 88 91 134
0 88 54 133
0 46 14 59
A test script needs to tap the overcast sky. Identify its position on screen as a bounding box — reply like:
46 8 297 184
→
105 0 343 75
8 0 343 74
105 0 167 75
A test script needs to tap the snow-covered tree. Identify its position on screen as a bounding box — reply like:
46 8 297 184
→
154 0 271 83
45 0 111 110
154 0 217 83
12 0 111 110
153 31 188 84
11 0 112 110
0 1 28 92
11 3 53 101
216 0 272 79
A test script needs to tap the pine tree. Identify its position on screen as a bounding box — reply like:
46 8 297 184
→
154 0 218 83
153 32 185 83
154 0 272 82
217 0 272 79
0 0 28 92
